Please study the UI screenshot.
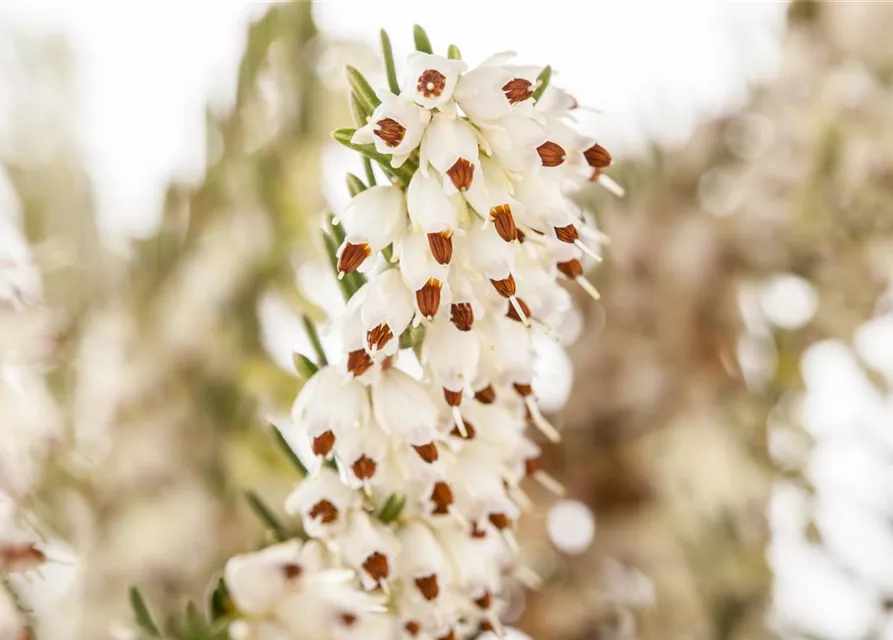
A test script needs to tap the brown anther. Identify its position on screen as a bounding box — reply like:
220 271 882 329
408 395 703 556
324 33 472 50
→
516 228 526 243
282 562 303 580
312 430 335 457
362 551 389 583
524 455 541 477
414 574 440 600
430 481 454 515
583 143 612 169
417 69 447 98
536 141 566 167
346 349 373 377
416 278 442 319
0 543 45 569
446 158 475 191
443 387 463 407
337 242 371 275
450 302 474 331
339 613 358 627
489 512 511 530
490 204 518 242
479 621 495 633
427 230 454 265
438 631 457 640
366 323 394 351
506 297 531 323
474 591 493 610
554 223 579 244
351 455 377 481
381 355 395 371
490 273 517 298
474 385 496 404
471 522 488 539
405 621 421 637
556 258 584 279
308 499 339 524
513 382 533 397
374 117 407 148
450 420 476 440
502 78 534 104
589 167 604 182
412 442 439 463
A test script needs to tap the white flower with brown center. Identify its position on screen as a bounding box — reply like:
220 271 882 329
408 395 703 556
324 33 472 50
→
336 185 407 276
291 365 370 459
223 540 320 615
352 91 432 167
396 521 450 602
464 157 524 242
406 171 463 265
454 52 537 123
336 510 399 590
479 112 546 175
285 467 360 538
419 112 482 195
359 269 416 358
398 230 452 319
421 315 480 431
403 52 467 110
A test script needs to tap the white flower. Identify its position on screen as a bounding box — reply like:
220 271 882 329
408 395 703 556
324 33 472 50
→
534 116 592 177
224 540 318 614
334 418 389 487
454 52 535 123
419 112 481 194
291 365 370 458
352 91 432 167
406 170 464 265
403 52 467 110
336 185 407 276
464 156 525 242
359 269 415 357
372 367 440 446
480 112 546 175
336 510 399 589
284 467 360 538
397 521 449 602
422 315 480 406
398 230 452 319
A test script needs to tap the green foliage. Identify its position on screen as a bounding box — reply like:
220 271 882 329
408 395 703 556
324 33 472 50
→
244 490 290 542
413 25 433 54
380 29 400 94
532 65 552 103
378 493 406 523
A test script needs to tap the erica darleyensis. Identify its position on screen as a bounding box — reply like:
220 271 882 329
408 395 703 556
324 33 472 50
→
223 26 620 640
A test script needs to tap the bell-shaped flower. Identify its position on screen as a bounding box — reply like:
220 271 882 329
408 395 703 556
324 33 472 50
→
466 225 529 323
419 112 482 195
406 171 463 265
403 52 467 110
352 91 432 167
224 540 322 615
396 521 450 602
449 456 519 531
436 518 503 596
454 52 535 123
336 510 400 590
360 269 415 358
464 157 525 242
398 230 452 319
336 185 406 276
422 316 480 435
274 578 385 640
479 112 546 175
372 367 440 446
291 365 370 459
334 418 389 488
534 116 592 177
285 467 360 539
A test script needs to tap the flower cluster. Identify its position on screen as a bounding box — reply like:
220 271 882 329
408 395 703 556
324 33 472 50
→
224 29 619 640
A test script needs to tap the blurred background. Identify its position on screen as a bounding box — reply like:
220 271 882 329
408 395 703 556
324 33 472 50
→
2 1 893 638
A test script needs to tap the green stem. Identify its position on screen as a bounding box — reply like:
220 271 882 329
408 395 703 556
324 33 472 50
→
301 314 328 365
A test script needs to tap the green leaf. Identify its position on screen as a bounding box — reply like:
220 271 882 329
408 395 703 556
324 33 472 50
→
292 352 318 381
129 586 161 638
346 173 367 197
208 575 233 622
244 490 289 542
349 93 368 129
301 315 328 366
378 493 406 523
272 425 308 476
380 29 400 94
327 212 347 246
447 44 462 60
413 25 433 54
345 65 380 115
532 65 552 103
